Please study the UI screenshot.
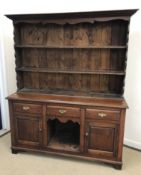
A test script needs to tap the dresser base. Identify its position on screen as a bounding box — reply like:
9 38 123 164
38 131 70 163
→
11 146 122 169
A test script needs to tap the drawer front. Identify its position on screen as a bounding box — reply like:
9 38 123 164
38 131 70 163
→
86 108 120 121
47 105 80 118
13 102 42 115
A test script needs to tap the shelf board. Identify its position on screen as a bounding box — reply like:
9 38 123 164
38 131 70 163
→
16 67 125 75
48 138 79 152
47 134 79 152
19 88 122 98
15 44 127 49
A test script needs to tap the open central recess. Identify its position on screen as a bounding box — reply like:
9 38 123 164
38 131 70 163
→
47 119 80 152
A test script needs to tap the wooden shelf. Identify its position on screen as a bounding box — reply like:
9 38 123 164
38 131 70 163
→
13 12 129 97
19 88 122 98
16 67 125 75
15 44 127 49
48 136 79 152
19 68 125 75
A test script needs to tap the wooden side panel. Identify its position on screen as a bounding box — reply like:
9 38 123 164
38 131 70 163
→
117 109 126 161
14 23 22 45
8 101 16 146
16 72 24 90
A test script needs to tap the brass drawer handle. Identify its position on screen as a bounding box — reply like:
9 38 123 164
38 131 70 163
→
98 112 107 118
59 109 67 114
22 106 30 111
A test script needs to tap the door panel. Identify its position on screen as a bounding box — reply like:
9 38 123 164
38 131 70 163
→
15 116 42 146
88 126 115 151
85 121 118 157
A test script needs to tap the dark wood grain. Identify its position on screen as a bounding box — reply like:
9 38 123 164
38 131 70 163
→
85 121 119 158
15 116 41 146
117 109 126 161
13 102 42 115
46 105 80 118
6 9 138 21
14 19 128 96
16 68 125 75
15 45 127 48
7 92 128 109
86 108 120 121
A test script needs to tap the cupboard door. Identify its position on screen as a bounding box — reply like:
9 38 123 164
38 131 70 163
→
15 115 42 147
85 121 118 158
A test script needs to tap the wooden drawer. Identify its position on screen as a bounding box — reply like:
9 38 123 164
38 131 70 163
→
47 105 80 118
86 108 120 121
13 102 42 115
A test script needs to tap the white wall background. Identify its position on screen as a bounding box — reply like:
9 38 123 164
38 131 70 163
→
0 0 141 149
